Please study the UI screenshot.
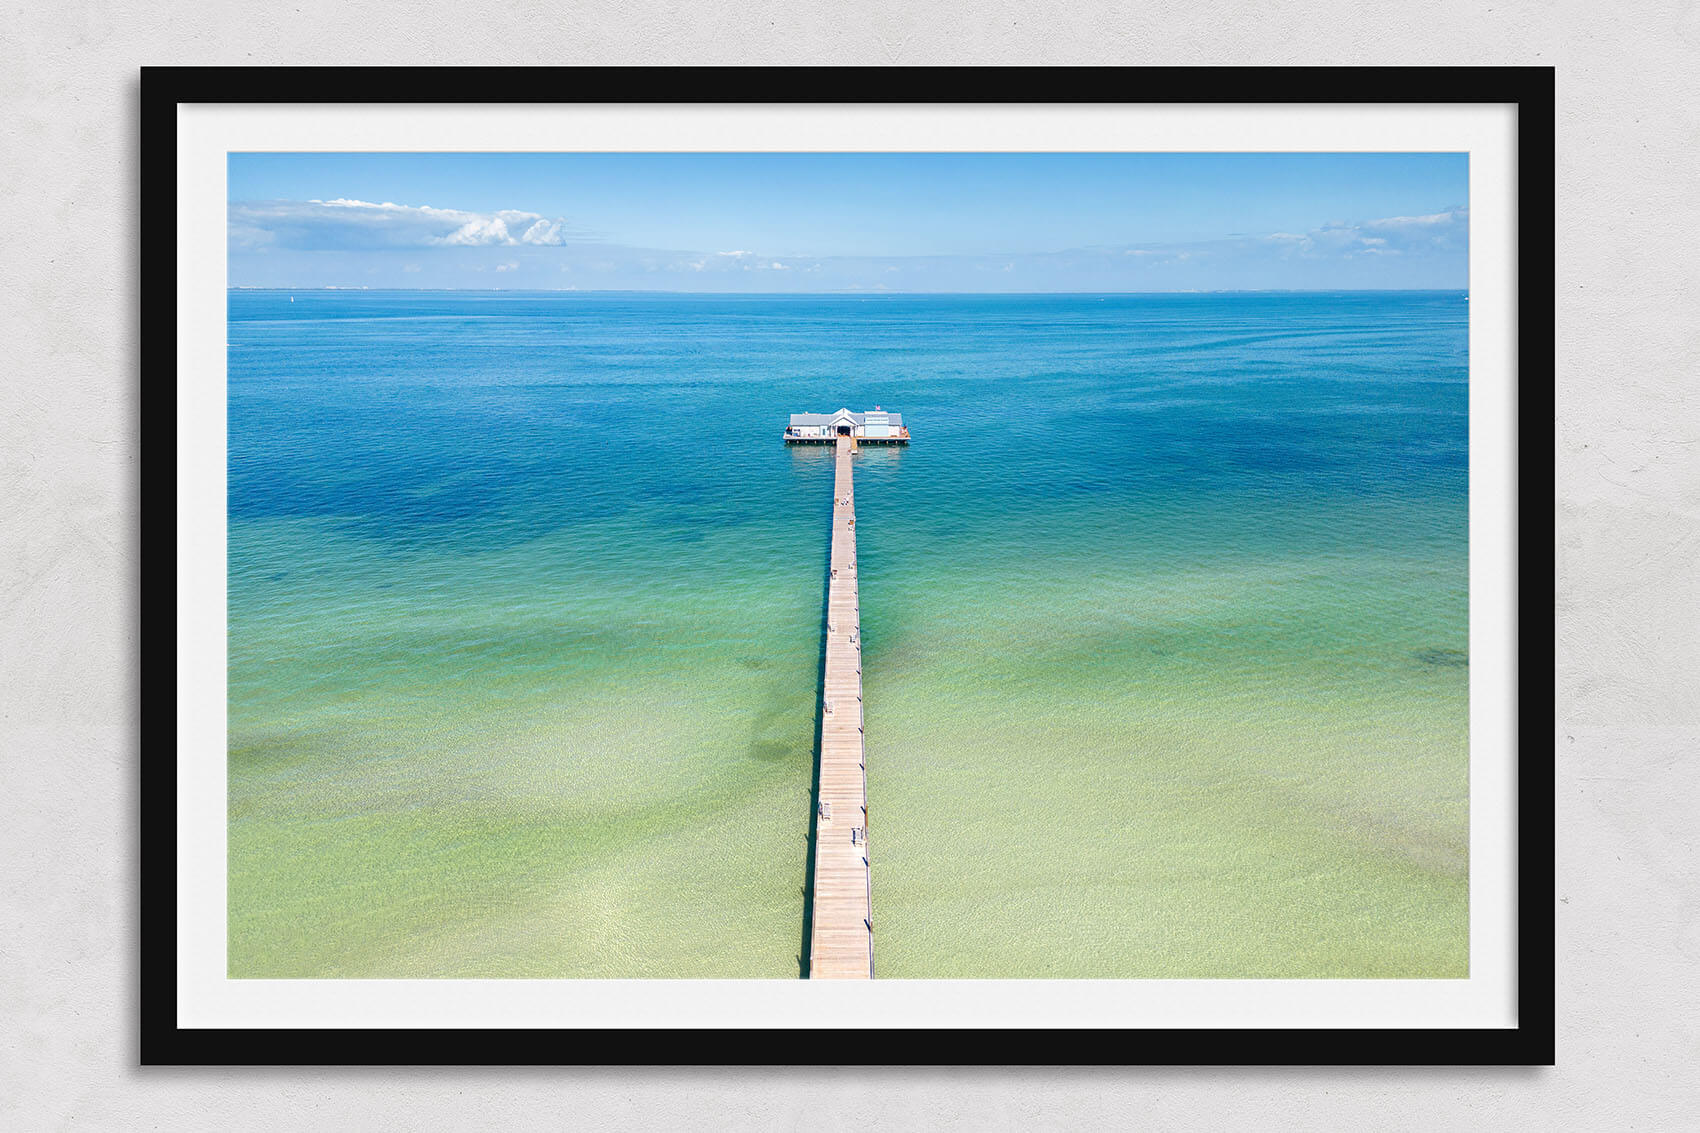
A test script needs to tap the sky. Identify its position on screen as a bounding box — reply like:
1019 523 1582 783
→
227 153 1469 292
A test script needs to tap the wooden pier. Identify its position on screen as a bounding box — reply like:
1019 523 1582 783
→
808 435 874 979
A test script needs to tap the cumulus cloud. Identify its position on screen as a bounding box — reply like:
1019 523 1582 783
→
517 218 569 245
229 198 578 250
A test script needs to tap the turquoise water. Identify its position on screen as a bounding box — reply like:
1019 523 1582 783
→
228 291 1468 978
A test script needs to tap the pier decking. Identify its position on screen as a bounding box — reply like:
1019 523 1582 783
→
783 431 909 445
808 435 874 979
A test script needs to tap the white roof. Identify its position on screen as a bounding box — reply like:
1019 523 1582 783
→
789 409 904 427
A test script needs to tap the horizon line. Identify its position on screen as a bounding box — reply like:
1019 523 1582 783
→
228 286 1469 296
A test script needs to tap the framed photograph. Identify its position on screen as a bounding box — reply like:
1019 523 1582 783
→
148 66 1555 1064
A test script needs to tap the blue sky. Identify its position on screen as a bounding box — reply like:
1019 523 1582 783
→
228 153 1468 291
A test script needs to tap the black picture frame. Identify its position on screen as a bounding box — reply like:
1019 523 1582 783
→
143 65 1555 1066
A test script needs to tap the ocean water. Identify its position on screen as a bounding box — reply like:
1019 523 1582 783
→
227 290 1469 979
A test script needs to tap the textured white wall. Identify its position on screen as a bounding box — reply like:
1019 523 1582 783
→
3 2 1696 1127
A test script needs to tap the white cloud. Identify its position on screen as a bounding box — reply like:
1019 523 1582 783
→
1119 245 1203 264
441 215 515 246
494 261 519 272
1358 207 1468 246
1253 206 1467 260
229 198 578 250
517 218 569 245
1368 210 1462 227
